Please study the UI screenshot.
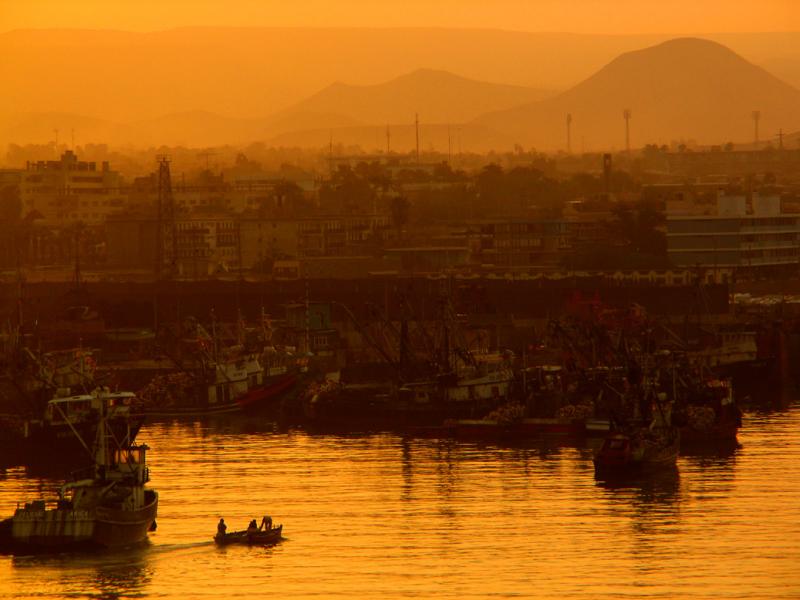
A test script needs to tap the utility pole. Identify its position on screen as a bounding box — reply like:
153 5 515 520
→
328 132 333 176
448 124 452 164
752 110 761 148
415 113 420 166
623 109 632 156
566 113 572 154
197 150 217 172
386 125 391 155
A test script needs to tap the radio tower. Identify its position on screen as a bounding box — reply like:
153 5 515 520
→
752 110 761 148
566 113 572 154
623 109 632 156
156 155 177 281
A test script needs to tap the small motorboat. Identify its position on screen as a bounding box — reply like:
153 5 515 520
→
214 524 283 546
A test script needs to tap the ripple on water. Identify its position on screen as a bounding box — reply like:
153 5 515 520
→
1 406 800 599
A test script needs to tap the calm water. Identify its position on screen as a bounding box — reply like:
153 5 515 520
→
2 402 800 599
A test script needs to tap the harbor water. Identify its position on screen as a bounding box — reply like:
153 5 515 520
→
1 401 799 599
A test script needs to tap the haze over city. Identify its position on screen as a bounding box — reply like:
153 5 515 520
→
2 0 800 152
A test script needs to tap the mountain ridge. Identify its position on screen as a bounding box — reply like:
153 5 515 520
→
473 37 800 150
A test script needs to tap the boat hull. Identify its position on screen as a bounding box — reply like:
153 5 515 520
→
434 417 611 439
214 525 283 546
139 373 298 418
0 490 158 554
593 432 680 478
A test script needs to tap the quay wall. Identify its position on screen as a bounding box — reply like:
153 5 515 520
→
2 278 729 327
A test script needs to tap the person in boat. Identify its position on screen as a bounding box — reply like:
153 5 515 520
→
247 519 258 535
217 518 227 538
259 515 272 531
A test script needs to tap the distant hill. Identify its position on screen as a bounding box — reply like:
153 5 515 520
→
761 56 800 90
2 27 799 126
0 112 117 147
266 122 514 153
3 32 800 151
276 69 548 126
474 38 800 150
0 68 543 149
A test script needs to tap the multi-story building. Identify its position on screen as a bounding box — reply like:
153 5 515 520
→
19 151 125 225
468 219 570 268
238 213 393 269
666 192 800 282
106 210 240 276
665 148 800 176
297 214 392 258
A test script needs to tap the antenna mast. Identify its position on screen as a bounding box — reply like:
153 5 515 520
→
415 113 420 165
752 110 761 149
623 109 632 156
448 125 452 164
566 113 572 154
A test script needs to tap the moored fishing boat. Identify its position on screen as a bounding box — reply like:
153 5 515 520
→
135 352 299 417
676 378 742 445
2 390 144 454
302 365 513 428
0 392 158 554
593 426 680 477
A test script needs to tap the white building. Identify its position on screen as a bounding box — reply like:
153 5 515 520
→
667 192 800 282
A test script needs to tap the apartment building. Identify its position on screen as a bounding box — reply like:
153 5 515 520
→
20 151 125 225
667 192 800 282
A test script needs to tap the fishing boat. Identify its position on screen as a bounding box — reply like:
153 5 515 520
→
302 365 513 428
214 524 283 546
677 378 742 445
593 425 680 476
135 352 298 417
0 390 158 553
8 390 143 451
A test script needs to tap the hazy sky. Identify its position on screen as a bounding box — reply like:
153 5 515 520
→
2 0 799 34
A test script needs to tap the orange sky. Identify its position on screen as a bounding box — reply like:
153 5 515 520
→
2 0 799 34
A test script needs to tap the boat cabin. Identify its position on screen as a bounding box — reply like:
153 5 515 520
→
45 391 136 425
207 356 263 406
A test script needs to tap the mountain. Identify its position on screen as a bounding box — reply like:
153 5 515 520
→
276 69 548 126
760 56 800 90
0 68 542 149
474 38 800 151
2 27 799 127
0 112 118 147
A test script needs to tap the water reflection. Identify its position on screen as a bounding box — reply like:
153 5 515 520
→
2 402 799 600
596 467 684 544
12 546 152 599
